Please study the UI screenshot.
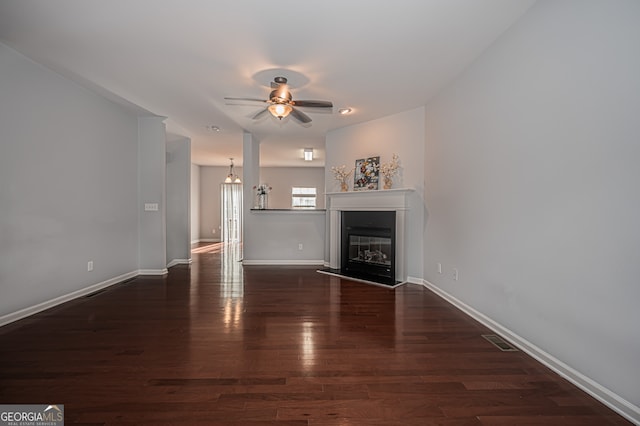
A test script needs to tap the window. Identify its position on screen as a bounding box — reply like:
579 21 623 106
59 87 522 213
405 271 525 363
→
292 187 317 209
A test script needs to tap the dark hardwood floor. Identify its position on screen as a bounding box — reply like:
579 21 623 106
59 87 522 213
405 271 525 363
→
0 243 631 425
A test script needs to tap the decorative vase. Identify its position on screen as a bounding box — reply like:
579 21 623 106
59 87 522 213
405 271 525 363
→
383 176 393 190
258 193 267 209
340 181 348 192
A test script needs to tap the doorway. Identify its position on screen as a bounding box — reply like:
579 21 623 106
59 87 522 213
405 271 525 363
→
221 183 242 243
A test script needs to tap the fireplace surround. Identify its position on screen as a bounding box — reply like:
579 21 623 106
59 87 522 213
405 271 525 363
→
323 188 413 286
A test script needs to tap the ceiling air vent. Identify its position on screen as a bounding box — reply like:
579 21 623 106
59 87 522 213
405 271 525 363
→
482 334 519 352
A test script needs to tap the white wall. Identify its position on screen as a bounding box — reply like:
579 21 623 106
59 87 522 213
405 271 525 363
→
0 42 139 321
258 167 325 209
423 0 640 421
166 138 191 265
325 107 426 280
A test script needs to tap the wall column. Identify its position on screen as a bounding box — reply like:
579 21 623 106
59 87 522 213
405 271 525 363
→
242 132 260 261
138 116 167 274
166 137 191 266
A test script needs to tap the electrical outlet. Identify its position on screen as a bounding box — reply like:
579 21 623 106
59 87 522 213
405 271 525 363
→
437 263 442 274
453 268 459 281
87 261 94 272
212 229 216 234
298 243 303 251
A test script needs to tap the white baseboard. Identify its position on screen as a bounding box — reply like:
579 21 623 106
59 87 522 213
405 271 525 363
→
406 276 423 284
197 238 221 243
167 258 192 268
420 279 640 425
242 259 325 266
0 270 138 328
137 268 168 276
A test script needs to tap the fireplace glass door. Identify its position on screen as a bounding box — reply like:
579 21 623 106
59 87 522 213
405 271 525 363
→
348 235 392 267
341 210 396 284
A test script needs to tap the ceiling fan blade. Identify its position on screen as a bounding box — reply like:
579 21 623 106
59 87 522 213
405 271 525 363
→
252 108 270 120
290 107 312 124
224 97 267 103
291 100 333 108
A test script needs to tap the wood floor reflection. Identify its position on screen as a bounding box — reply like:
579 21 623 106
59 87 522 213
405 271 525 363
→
0 242 631 425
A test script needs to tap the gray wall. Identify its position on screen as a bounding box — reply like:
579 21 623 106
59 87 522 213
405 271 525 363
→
325 107 426 281
0 41 192 325
259 167 325 209
423 0 640 419
198 165 241 241
197 165 325 241
243 210 326 264
138 117 167 272
242 134 325 264
166 138 191 265
190 164 200 244
0 42 139 320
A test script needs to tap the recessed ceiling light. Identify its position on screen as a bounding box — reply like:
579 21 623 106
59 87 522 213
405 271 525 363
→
338 108 353 115
206 125 221 132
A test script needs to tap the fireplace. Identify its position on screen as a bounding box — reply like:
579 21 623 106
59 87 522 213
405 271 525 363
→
323 188 413 286
340 211 396 285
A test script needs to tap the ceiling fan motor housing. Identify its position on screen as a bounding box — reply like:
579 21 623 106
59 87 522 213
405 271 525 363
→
270 76 292 104
270 89 292 104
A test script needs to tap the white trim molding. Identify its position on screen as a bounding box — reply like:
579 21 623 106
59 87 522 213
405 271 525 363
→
406 276 424 285
195 238 221 243
167 258 192 268
421 279 640 425
138 268 168 276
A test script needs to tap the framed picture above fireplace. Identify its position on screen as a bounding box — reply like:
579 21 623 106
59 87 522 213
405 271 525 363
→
353 156 380 191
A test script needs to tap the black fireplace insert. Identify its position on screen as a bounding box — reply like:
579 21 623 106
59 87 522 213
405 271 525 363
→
340 210 396 285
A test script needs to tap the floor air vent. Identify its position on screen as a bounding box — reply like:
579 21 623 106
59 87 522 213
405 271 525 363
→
482 334 519 352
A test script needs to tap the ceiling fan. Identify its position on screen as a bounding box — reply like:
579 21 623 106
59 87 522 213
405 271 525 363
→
225 76 333 124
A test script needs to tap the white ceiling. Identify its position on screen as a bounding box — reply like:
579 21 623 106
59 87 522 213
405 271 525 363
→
0 0 535 167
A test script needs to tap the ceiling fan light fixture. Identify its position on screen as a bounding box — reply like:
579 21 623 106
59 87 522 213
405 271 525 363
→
268 103 293 120
226 76 332 124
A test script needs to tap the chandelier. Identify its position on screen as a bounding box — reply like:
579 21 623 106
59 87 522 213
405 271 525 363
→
224 158 241 184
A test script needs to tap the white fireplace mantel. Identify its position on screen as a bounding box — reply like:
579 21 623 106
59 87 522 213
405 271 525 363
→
326 188 414 282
